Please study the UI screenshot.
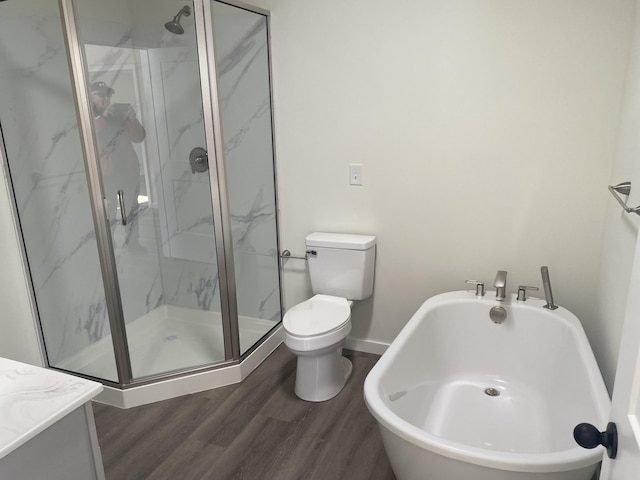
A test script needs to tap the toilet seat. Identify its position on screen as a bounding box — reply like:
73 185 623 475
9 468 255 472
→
283 294 351 337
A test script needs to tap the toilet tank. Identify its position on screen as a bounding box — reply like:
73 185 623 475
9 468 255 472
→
306 232 376 300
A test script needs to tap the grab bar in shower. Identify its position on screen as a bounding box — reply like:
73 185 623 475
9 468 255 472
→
608 182 640 215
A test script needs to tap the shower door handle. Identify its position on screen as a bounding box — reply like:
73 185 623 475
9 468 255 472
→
117 190 127 226
189 147 209 174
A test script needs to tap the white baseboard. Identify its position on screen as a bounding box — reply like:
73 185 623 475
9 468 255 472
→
344 337 389 356
94 329 384 408
94 326 284 409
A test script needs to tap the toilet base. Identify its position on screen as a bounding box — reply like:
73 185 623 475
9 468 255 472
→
294 348 353 402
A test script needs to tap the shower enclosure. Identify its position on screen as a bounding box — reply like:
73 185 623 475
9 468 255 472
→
0 0 282 406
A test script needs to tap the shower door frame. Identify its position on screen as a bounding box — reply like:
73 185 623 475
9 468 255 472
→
54 0 283 390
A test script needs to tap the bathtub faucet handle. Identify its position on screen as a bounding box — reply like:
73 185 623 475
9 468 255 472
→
516 285 539 302
465 280 485 297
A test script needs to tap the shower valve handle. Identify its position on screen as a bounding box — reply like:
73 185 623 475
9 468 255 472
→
573 422 617 459
189 147 209 174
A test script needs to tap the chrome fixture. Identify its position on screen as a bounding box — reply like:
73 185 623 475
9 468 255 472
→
280 249 317 261
517 285 538 302
465 279 485 297
484 387 500 397
116 189 127 225
489 305 507 324
494 270 507 301
608 181 640 215
164 5 192 35
541 266 558 310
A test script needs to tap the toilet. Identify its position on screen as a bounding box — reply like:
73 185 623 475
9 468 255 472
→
283 232 376 402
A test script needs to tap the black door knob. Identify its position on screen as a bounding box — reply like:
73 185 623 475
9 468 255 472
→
573 422 617 459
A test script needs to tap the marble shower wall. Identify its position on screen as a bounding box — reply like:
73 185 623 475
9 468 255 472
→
131 2 281 323
212 3 281 324
73 0 222 319
0 2 117 377
143 32 222 314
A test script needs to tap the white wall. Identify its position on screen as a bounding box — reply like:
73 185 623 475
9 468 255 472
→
593 1 640 393
254 0 636 384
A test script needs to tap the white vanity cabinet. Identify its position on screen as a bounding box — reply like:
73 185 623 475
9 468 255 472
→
0 357 105 479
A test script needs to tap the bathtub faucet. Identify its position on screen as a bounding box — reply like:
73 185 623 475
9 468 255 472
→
494 270 507 301
541 266 558 310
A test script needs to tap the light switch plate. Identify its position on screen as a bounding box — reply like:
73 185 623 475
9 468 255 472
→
349 163 363 186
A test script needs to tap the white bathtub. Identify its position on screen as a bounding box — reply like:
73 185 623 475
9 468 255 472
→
364 291 610 480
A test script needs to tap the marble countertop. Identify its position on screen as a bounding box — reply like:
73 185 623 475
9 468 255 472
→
0 357 102 459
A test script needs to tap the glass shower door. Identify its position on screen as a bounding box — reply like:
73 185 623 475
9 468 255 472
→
0 0 118 382
71 0 227 379
211 1 282 355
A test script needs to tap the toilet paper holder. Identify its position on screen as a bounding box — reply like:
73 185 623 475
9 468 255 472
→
280 249 317 261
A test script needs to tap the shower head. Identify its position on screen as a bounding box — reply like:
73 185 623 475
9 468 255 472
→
164 5 191 35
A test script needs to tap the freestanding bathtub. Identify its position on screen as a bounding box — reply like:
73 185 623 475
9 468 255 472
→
364 291 610 480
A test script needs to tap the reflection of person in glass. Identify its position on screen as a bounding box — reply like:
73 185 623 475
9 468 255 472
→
90 81 147 253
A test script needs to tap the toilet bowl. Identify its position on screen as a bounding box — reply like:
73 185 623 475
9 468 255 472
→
282 232 376 402
284 295 353 402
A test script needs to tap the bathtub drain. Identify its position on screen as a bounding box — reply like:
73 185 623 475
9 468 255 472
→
484 387 500 397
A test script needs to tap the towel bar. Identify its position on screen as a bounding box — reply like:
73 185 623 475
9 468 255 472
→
608 182 640 216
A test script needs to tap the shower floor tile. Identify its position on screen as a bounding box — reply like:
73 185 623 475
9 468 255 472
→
56 305 276 380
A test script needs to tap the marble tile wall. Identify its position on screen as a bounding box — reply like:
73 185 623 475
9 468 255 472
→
0 2 116 376
212 4 281 326
136 2 281 325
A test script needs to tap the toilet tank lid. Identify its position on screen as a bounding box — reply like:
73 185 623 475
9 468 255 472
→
305 232 376 250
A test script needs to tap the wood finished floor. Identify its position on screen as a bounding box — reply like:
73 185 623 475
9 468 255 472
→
92 346 396 480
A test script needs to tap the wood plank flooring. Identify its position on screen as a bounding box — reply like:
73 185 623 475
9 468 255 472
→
92 346 396 480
